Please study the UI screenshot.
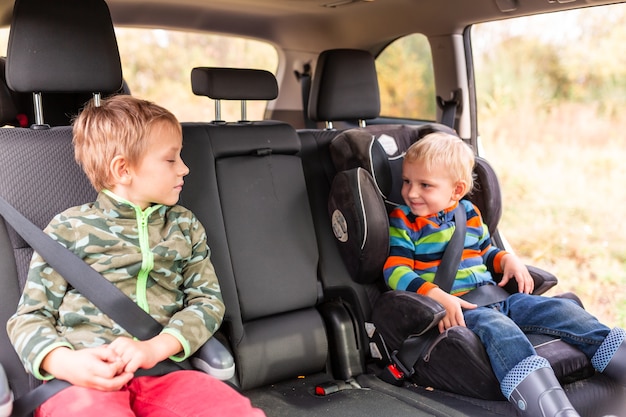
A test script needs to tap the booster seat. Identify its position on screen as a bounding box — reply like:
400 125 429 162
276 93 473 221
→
326 124 598 400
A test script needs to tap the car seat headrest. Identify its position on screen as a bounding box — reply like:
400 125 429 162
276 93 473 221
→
330 124 457 207
191 67 278 101
191 67 278 122
6 0 122 94
308 49 380 124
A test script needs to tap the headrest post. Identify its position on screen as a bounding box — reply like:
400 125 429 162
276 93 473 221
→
32 92 44 125
358 119 366 128
325 121 334 130
215 99 222 122
240 100 248 122
93 93 102 107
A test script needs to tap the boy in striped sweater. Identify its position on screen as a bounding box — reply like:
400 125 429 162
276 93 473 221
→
383 132 624 417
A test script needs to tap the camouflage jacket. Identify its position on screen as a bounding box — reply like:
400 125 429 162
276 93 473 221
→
7 190 225 380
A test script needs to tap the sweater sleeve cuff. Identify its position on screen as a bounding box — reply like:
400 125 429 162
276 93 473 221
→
32 342 74 381
492 251 508 274
416 281 438 296
161 328 191 362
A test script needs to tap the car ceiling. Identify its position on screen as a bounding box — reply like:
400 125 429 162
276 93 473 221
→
0 0 622 53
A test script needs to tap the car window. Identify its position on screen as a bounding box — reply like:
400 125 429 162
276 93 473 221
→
115 28 278 122
376 33 436 121
472 4 626 328
0 28 278 123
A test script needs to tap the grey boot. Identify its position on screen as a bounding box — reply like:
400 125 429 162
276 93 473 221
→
503 357 580 417
592 327 626 385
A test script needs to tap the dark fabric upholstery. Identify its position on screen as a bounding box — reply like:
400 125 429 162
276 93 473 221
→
0 128 96 283
180 121 328 389
469 156 502 234
413 327 503 400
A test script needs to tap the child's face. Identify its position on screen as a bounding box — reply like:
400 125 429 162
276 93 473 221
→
124 121 189 210
401 159 463 217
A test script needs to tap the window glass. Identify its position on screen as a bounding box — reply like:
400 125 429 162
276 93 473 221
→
115 28 278 122
376 33 436 121
472 4 626 327
0 28 278 122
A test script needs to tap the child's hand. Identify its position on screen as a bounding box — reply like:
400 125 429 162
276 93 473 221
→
107 337 161 374
498 253 534 294
41 346 133 391
108 334 183 374
427 287 477 333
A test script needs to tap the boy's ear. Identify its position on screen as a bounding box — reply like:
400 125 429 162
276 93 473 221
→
109 155 132 185
452 180 468 201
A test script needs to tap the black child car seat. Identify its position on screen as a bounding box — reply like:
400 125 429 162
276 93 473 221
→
326 123 622 407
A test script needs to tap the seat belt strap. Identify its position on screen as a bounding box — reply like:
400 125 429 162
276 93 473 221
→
8 380 70 417
0 195 162 341
460 283 509 306
432 204 466 293
295 63 317 129
436 88 462 130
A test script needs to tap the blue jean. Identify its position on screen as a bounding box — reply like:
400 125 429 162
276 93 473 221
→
463 292 611 383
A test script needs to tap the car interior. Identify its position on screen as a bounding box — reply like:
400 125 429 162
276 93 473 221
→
0 0 625 416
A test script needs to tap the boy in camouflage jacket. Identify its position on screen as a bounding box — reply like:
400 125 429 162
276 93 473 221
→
7 95 265 416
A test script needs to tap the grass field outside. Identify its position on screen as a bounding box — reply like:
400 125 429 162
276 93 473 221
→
479 103 626 328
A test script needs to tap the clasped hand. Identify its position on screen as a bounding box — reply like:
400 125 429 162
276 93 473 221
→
42 334 182 392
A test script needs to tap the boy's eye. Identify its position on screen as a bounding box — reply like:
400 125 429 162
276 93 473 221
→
421 183 431 189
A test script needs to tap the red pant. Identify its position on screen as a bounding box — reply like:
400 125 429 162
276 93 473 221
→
35 370 266 417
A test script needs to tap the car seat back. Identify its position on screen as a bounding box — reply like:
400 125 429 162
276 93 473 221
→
181 67 329 390
298 49 393 324
0 0 120 402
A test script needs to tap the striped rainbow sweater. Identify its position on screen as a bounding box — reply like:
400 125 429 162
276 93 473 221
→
383 199 507 296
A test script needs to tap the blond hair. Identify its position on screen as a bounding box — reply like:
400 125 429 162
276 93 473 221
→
73 95 181 191
405 131 475 194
